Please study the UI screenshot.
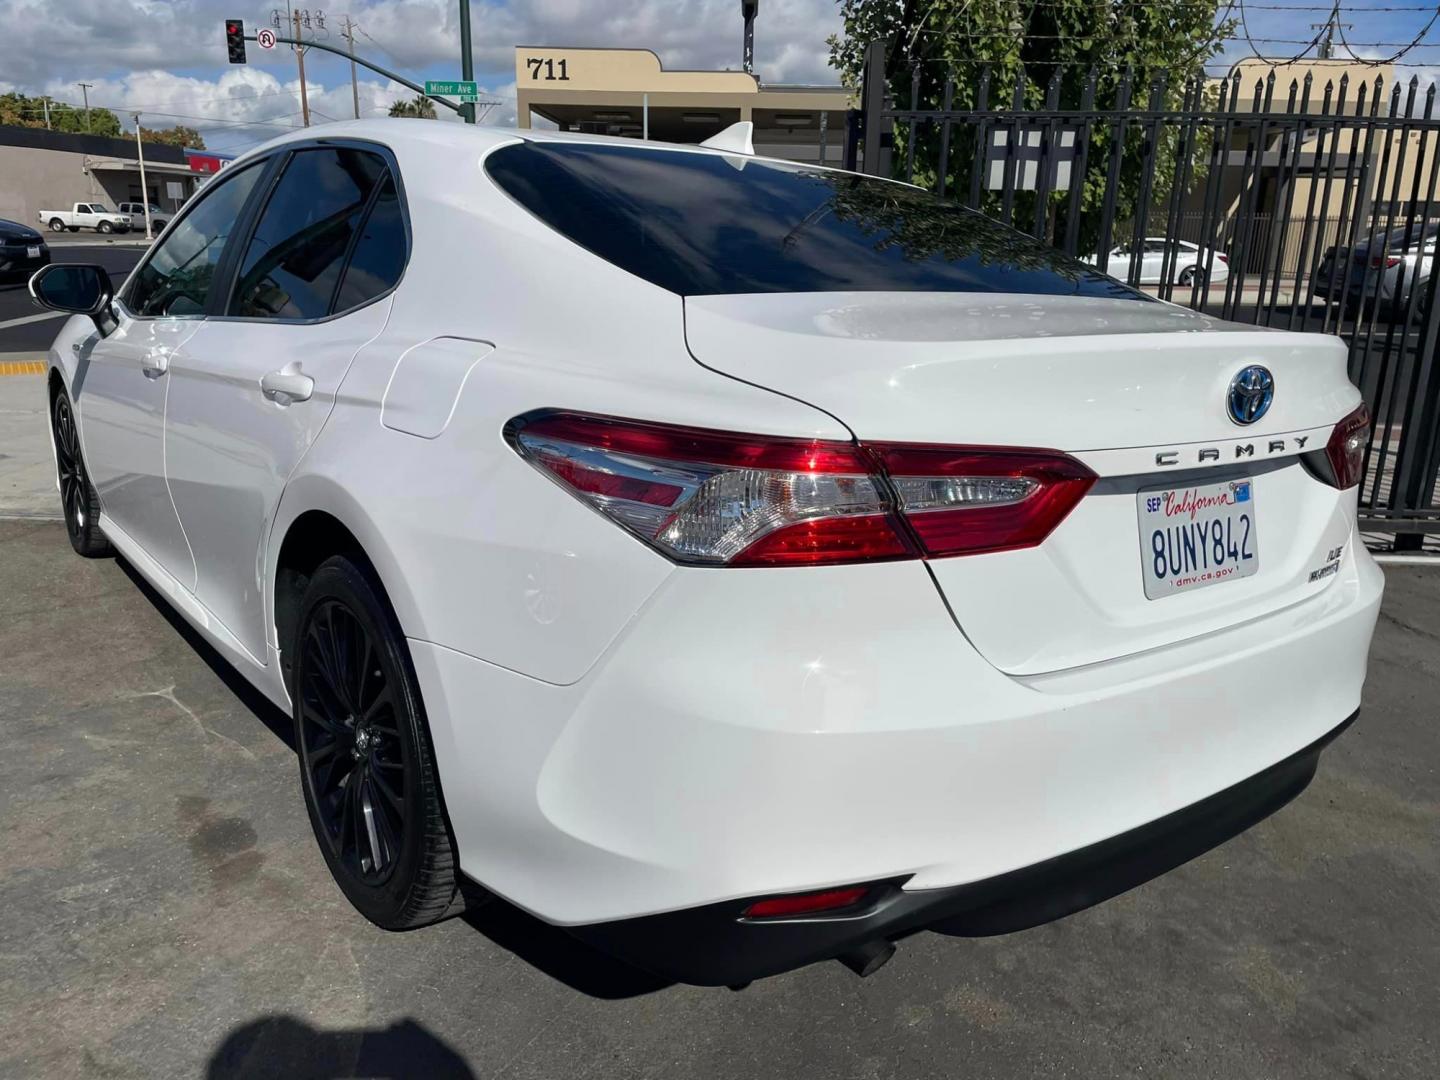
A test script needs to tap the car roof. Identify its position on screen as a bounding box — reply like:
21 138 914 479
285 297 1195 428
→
226 117 849 179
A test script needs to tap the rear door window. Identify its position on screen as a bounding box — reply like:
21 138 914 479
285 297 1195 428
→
484 141 1144 300
228 147 390 320
332 173 407 312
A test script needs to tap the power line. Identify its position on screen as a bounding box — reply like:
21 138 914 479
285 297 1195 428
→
69 87 304 111
910 54 1440 72
914 1 1434 6
918 26 1440 46
1338 1 1440 64
909 0 1440 71
7 100 305 130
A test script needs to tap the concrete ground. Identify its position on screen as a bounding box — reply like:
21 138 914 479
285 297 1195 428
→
0 374 56 518
0 512 1437 1077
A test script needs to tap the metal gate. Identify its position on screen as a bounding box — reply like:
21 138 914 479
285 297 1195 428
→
850 41 1440 549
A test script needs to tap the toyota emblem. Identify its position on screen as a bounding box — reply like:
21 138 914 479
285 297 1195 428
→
1227 365 1274 425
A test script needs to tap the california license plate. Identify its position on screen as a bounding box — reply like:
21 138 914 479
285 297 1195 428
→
26 245 40 258
1138 477 1259 599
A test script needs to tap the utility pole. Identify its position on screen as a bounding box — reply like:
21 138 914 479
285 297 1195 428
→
77 83 93 131
294 8 311 126
741 0 758 75
132 114 154 241
1311 6 1351 60
458 0 475 124
340 15 360 119
41 96 51 129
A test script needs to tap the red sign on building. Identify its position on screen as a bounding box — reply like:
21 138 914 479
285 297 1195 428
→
184 149 232 175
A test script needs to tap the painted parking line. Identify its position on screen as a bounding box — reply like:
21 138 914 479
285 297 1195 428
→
0 361 46 376
0 311 64 332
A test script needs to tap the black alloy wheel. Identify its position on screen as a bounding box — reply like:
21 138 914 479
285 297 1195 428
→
293 556 462 928
51 391 112 557
300 597 408 884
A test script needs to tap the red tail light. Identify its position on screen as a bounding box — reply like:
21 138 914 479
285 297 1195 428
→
868 445 1097 557
1217 253 1229 265
506 411 1095 566
743 886 871 919
1324 403 1371 489
1369 255 1402 269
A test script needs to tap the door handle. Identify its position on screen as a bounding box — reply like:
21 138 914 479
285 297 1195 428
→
260 369 314 404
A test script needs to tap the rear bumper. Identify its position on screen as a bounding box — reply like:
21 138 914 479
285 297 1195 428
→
570 710 1356 985
412 536 1382 958
0 251 49 279
1313 269 1407 304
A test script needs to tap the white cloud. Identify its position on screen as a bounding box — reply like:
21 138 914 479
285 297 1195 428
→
0 0 843 101
2 0 840 150
30 64 517 153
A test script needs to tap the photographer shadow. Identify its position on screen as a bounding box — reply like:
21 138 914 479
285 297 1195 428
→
207 1016 473 1080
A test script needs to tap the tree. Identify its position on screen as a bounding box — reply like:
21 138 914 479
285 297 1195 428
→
0 92 122 137
827 0 1236 250
388 95 437 119
138 124 206 150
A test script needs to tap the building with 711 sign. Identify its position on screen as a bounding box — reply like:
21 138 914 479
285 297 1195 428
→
514 46 854 168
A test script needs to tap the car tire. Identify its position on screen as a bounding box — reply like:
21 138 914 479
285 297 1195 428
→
292 555 464 930
51 390 113 558
1179 266 1207 287
48 218 64 232
97 221 113 234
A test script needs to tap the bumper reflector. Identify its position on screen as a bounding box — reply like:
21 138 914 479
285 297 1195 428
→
743 886 871 919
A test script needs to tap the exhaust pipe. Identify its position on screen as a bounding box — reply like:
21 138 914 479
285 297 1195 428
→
838 939 896 978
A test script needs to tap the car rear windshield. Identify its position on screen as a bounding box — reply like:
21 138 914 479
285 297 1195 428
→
485 141 1147 300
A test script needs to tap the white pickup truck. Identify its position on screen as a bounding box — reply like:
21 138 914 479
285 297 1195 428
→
38 203 133 234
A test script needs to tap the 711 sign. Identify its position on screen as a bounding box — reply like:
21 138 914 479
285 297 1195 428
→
425 80 478 103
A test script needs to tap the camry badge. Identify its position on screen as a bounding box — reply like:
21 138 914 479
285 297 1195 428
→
1228 365 1274 425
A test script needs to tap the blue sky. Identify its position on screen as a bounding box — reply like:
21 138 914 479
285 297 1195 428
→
1216 0 1440 75
1 0 1436 153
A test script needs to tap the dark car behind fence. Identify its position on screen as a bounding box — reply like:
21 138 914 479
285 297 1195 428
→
847 40 1440 549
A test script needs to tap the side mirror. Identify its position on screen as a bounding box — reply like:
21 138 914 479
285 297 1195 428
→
29 264 116 334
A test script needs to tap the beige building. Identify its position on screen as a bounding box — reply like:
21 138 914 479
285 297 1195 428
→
1137 57 1440 268
0 126 202 228
1204 57 1437 230
514 46 854 166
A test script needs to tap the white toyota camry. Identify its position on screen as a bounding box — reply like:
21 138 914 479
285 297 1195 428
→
31 119 1382 986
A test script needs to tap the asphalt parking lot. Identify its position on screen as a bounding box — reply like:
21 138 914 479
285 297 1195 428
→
0 242 145 353
0 402 1437 1078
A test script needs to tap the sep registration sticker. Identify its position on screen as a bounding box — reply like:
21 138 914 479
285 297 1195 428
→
1138 477 1259 599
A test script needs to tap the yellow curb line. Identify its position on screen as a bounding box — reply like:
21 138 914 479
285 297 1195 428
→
0 361 46 376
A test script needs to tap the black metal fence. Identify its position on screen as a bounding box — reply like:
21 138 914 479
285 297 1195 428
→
851 41 1440 547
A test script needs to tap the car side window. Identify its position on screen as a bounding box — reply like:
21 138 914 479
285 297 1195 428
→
228 147 389 320
125 163 264 318
331 173 406 313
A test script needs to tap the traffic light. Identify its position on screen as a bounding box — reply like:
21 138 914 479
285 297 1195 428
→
225 19 246 64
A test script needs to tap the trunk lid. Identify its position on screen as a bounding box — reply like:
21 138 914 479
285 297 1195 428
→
685 291 1361 675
